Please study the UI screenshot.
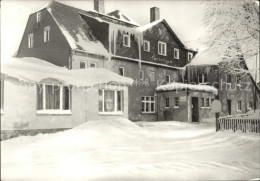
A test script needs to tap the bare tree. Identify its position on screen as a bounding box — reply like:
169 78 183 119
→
203 0 259 76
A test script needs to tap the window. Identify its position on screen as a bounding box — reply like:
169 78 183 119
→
28 33 33 48
90 62 97 68
119 67 124 76
149 71 155 83
236 75 242 85
139 70 144 80
247 101 253 110
158 41 167 56
36 12 41 22
80 61 87 69
99 90 123 113
165 98 170 108
174 97 179 108
237 101 242 111
123 34 130 47
188 52 193 62
143 40 150 52
166 74 171 83
37 84 71 114
226 74 232 84
174 48 179 59
0 80 4 113
201 98 205 108
142 96 155 113
206 98 210 108
198 74 208 83
44 26 50 42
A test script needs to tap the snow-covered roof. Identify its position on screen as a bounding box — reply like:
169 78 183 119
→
186 48 222 67
156 83 218 95
42 1 110 57
1 57 133 86
106 10 140 26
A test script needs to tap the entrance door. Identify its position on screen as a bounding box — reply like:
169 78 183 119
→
191 97 199 122
227 99 232 115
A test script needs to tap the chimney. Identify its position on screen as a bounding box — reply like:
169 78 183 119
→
150 7 160 23
94 0 105 14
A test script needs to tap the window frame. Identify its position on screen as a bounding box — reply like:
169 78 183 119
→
143 40 150 52
80 61 87 69
236 75 242 85
158 41 167 56
119 67 125 76
28 33 34 48
174 48 179 59
139 70 144 80
123 34 130 47
166 74 171 83
36 84 72 115
205 98 210 108
165 98 170 108
89 62 97 68
198 74 208 84
188 52 193 62
174 97 179 108
226 74 232 84
36 12 41 22
237 100 242 111
99 89 124 115
142 96 155 113
44 26 50 42
201 98 205 108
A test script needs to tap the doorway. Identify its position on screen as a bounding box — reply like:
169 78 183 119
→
227 99 232 115
191 97 199 122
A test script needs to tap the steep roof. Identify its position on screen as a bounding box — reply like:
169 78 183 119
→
42 1 110 57
107 10 139 26
1 57 133 86
136 19 186 49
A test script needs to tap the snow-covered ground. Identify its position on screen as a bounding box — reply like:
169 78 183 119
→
1 119 260 180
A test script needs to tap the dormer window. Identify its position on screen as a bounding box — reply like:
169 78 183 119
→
236 75 242 85
174 48 179 59
158 41 167 56
188 52 193 62
143 40 150 52
123 34 130 47
28 33 33 48
36 12 41 22
44 26 50 42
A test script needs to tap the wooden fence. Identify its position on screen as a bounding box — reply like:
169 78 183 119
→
217 117 260 133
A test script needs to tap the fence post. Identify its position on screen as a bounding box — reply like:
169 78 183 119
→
216 113 220 132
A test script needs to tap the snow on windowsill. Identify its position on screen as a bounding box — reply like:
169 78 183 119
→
141 112 156 114
98 112 124 116
174 106 179 109
36 110 72 115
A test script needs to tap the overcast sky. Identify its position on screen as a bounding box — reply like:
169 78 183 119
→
1 0 207 59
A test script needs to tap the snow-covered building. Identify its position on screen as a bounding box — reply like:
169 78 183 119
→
15 0 197 122
185 48 259 117
156 83 217 122
0 58 133 139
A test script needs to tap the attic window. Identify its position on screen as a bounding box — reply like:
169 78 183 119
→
188 52 193 62
36 12 41 22
174 48 179 59
44 26 50 42
143 40 150 52
28 33 33 48
236 75 242 85
123 34 130 47
158 41 167 56
166 74 171 83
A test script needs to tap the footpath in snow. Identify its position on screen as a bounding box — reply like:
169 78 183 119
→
1 118 260 180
